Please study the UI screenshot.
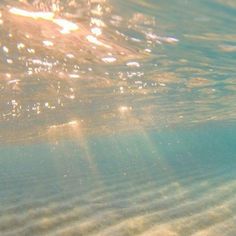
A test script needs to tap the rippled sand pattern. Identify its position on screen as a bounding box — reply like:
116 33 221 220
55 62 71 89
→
0 125 236 236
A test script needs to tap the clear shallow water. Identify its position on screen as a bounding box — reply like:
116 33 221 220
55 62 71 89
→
0 0 236 235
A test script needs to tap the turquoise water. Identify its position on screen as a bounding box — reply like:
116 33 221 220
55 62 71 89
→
0 0 236 235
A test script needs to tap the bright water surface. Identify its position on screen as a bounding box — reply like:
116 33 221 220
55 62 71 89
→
0 0 236 235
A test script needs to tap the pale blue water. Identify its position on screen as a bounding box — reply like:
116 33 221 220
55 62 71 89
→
0 0 236 235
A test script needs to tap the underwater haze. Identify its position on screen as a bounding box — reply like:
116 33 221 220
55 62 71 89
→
0 0 236 235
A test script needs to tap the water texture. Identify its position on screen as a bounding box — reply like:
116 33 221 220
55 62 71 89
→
0 0 236 235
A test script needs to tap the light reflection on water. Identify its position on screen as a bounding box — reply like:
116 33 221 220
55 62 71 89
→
0 0 236 235
0 0 185 143
0 0 235 143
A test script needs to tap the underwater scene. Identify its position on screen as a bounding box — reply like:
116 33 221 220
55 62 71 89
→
0 0 236 235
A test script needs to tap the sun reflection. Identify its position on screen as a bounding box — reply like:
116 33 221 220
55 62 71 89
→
3 46 9 53
91 27 102 36
42 40 54 47
2 0 229 144
126 61 141 67
86 35 111 48
1 1 151 67
9 7 54 20
52 18 79 34
118 106 132 114
9 6 80 34
49 120 79 130
102 56 117 63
